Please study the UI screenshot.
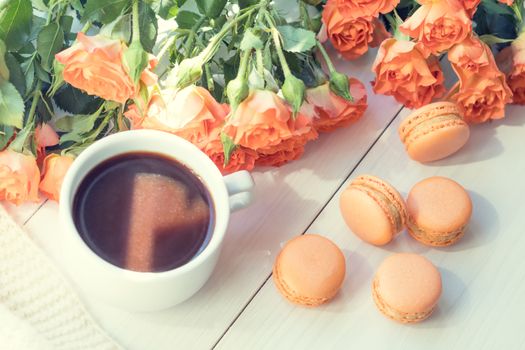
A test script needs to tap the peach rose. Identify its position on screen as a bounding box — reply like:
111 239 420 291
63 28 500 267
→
303 78 368 132
448 35 495 73
35 124 59 151
34 123 59 165
450 70 512 123
125 85 228 149
223 90 317 166
39 154 74 201
497 35 525 104
323 3 375 60
326 0 399 18
0 150 40 205
458 0 481 17
56 33 157 103
400 0 471 54
372 38 445 109
498 0 513 5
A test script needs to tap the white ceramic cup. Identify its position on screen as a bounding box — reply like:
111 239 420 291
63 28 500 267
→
59 130 254 312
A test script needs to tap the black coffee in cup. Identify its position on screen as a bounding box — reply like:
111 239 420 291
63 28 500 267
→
73 152 214 272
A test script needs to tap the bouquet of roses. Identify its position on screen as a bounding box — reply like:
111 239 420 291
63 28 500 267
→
321 0 524 122
0 0 368 206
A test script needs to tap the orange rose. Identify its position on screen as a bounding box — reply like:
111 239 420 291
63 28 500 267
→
323 3 374 60
400 0 471 54
303 77 368 132
372 38 445 109
497 35 525 104
202 128 258 175
0 150 40 205
448 35 495 73
498 0 513 4
326 0 399 18
255 112 318 167
56 33 157 103
223 90 317 167
125 85 228 149
39 154 74 201
458 0 481 17
450 69 512 123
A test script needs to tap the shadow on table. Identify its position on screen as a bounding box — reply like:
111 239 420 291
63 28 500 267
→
429 123 502 167
445 191 500 252
415 268 467 330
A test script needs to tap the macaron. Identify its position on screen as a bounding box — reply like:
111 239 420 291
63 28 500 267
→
407 176 472 247
372 253 442 323
340 175 407 246
399 101 470 163
273 234 346 307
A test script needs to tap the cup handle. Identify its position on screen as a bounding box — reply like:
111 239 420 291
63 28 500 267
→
223 171 255 212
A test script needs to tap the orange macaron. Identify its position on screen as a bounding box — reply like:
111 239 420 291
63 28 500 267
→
399 102 470 163
340 175 407 246
407 176 472 247
372 253 442 323
273 234 346 307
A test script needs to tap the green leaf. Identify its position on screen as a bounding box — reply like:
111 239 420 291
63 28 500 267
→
0 0 32 51
55 114 99 133
83 0 129 25
5 53 25 96
71 0 85 16
36 94 54 123
276 25 316 53
139 2 158 53
29 15 46 41
221 132 237 166
0 80 24 129
479 34 514 45
35 62 51 83
0 124 14 150
7 121 33 154
240 29 264 51
0 39 8 80
100 13 131 42
196 0 227 18
152 0 178 19
123 41 148 85
37 23 64 71
54 84 104 115
176 11 202 29
238 0 258 8
20 56 35 95
59 15 74 35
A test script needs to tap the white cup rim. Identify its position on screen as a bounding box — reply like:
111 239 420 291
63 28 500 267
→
59 130 230 281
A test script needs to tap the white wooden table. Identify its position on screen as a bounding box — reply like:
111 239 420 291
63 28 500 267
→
5 48 525 350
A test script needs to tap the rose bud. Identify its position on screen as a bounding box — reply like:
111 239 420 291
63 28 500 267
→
330 71 353 101
282 74 306 116
227 76 250 112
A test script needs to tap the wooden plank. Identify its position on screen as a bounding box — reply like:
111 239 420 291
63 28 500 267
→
215 104 525 350
22 51 404 349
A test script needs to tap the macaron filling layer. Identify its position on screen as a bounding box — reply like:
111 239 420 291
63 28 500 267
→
372 278 435 323
403 115 464 145
351 183 403 234
407 219 466 246
400 103 461 140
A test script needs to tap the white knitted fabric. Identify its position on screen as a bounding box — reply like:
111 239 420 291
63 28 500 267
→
0 206 122 350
